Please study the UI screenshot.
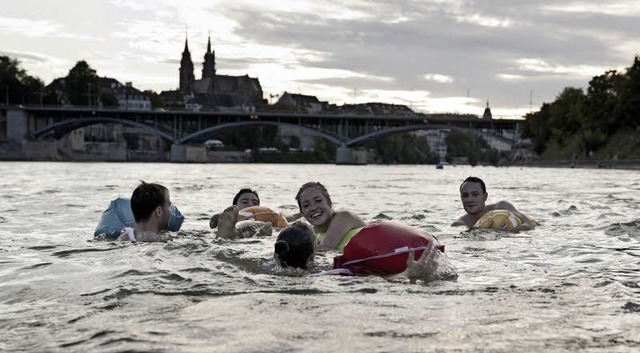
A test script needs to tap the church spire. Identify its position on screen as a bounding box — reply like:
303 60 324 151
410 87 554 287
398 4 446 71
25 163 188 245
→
183 37 190 53
482 99 493 120
202 31 216 80
179 32 194 94
183 26 190 54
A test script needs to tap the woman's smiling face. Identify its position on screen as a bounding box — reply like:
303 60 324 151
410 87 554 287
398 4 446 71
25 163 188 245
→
298 187 333 227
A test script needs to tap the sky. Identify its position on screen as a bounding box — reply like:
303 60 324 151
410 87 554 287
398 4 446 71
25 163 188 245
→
1 0 638 119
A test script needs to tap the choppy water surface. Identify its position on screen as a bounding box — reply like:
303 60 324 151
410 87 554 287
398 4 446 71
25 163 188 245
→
0 162 639 352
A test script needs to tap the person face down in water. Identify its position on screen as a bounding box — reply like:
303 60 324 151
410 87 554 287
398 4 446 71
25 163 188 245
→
274 222 316 269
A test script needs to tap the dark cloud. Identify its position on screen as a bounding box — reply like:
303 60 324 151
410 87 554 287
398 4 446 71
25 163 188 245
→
0 51 48 63
209 1 638 112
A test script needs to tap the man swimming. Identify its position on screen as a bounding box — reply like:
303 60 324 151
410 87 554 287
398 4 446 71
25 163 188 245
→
117 181 172 242
451 176 536 231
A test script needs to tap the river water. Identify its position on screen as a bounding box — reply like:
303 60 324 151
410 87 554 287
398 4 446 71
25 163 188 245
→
0 162 638 352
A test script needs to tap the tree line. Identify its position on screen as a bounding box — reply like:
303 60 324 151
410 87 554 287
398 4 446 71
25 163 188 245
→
521 55 640 159
1 56 45 105
0 57 161 107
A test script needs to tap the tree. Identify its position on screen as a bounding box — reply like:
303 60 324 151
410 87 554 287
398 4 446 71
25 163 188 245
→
548 87 585 144
369 134 402 163
517 55 640 159
144 90 165 109
584 70 622 133
408 134 435 163
618 55 640 129
446 130 479 166
521 103 552 154
0 56 45 104
100 92 119 107
288 135 301 149
312 137 336 162
65 60 99 106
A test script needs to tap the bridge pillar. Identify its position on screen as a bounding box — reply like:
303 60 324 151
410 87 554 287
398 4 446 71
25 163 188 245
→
335 145 353 165
6 108 28 157
170 144 187 162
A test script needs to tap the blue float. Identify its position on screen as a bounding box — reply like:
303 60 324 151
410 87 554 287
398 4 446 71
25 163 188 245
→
94 197 184 240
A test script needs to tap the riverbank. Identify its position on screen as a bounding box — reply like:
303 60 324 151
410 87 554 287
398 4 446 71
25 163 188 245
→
502 158 640 170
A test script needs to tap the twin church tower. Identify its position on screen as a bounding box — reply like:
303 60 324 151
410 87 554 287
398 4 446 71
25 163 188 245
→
161 35 264 109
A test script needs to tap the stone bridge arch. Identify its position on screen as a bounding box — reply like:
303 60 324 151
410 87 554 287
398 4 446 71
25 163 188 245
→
30 116 178 143
345 124 515 148
179 120 343 146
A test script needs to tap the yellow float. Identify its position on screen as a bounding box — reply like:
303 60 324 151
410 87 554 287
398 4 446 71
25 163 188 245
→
472 209 538 231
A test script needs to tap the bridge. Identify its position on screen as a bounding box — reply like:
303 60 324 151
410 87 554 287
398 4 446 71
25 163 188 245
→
2 105 522 163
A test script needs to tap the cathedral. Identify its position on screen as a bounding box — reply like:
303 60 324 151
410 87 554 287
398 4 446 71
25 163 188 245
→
160 36 264 110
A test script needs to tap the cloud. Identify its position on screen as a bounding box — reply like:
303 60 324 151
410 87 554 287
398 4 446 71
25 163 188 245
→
0 50 49 63
455 13 512 28
516 58 610 78
544 1 640 16
0 16 63 37
497 73 526 81
424 74 454 83
0 16 96 40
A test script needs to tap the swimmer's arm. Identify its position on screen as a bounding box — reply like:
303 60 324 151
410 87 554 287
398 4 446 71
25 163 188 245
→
451 217 466 227
451 215 472 228
497 201 534 231
320 210 366 249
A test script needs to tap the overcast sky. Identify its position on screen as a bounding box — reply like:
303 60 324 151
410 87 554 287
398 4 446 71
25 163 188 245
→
1 0 638 118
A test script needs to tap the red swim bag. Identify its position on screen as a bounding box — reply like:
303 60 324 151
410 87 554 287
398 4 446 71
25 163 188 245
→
333 221 444 276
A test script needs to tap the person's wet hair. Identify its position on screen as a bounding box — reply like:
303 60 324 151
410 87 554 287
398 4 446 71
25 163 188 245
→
295 182 332 211
233 188 260 205
461 176 486 194
274 222 315 269
131 181 168 222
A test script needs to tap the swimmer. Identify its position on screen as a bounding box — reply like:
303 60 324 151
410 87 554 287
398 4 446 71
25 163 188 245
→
117 181 172 242
274 222 444 283
216 205 273 239
209 188 260 228
274 222 316 269
295 182 366 249
451 176 536 231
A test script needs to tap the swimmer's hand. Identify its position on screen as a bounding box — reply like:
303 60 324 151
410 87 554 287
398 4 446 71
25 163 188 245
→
209 213 220 229
216 206 239 239
405 243 439 284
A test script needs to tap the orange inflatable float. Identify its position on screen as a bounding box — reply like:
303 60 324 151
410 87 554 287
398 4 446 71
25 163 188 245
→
237 206 288 228
333 221 444 276
472 209 540 231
